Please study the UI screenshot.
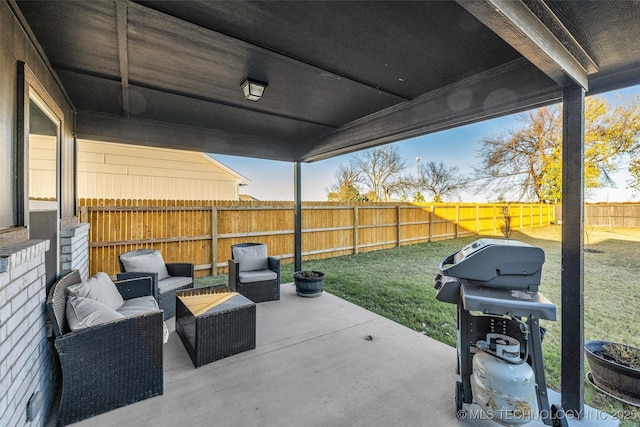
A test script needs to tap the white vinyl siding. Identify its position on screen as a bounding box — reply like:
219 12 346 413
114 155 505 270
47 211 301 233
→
74 140 248 200
28 134 57 200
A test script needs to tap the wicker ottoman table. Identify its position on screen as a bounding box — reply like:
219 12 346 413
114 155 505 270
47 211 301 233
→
175 286 256 368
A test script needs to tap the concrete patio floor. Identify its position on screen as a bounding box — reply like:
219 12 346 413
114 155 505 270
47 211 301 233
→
66 283 618 427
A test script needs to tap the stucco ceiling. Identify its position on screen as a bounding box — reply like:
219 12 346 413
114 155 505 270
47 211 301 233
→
15 0 640 162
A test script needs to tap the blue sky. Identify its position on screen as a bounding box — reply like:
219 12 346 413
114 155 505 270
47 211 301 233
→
213 84 640 202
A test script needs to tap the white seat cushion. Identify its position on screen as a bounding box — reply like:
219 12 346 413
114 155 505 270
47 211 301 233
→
118 295 168 343
117 295 160 317
238 269 277 283
158 276 192 293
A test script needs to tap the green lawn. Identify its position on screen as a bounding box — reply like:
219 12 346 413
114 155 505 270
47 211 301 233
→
197 225 640 425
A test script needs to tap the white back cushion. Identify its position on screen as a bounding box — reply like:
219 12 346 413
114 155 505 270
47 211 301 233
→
67 272 124 310
121 251 170 280
233 245 269 272
66 295 125 330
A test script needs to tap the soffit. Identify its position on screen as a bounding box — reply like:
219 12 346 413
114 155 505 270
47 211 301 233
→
14 1 640 162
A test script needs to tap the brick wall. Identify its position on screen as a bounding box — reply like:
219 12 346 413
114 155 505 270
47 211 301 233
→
0 240 54 426
60 223 90 280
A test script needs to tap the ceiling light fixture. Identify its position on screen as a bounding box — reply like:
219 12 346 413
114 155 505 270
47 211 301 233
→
241 78 267 101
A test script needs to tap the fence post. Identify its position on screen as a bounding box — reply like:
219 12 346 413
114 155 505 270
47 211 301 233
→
429 206 434 242
354 206 359 254
476 205 480 234
539 205 543 227
608 204 613 231
397 205 401 247
455 205 460 238
80 206 89 223
529 204 533 227
493 205 497 234
520 205 523 230
211 207 218 276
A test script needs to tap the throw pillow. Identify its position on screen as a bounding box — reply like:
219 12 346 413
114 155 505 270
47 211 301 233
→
66 295 125 330
121 251 170 281
233 245 269 272
67 272 124 310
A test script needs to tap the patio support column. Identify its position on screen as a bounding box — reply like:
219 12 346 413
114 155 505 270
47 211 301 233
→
561 83 585 417
294 161 302 272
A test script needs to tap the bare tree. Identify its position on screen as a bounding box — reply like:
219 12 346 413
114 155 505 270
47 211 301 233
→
351 145 413 201
417 161 470 202
326 164 363 202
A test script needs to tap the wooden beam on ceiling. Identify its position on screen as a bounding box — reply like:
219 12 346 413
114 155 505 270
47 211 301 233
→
300 59 561 162
456 0 598 90
116 0 130 117
74 111 299 162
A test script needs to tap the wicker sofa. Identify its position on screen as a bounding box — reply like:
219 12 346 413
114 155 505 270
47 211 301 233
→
117 249 194 319
228 243 280 303
46 270 164 426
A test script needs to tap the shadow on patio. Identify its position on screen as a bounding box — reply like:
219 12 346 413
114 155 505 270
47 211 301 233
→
62 283 615 427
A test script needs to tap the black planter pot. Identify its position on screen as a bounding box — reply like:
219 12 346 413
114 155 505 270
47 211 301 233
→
293 271 324 297
584 340 640 406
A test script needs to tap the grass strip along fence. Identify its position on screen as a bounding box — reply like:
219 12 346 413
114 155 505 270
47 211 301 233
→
78 199 553 277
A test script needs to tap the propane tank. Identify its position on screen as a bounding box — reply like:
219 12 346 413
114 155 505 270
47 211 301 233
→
471 334 537 426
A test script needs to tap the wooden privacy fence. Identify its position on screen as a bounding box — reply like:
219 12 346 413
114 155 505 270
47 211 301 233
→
555 203 640 229
78 199 555 277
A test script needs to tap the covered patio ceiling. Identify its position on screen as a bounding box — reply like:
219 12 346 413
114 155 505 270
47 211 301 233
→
11 0 640 420
15 0 640 163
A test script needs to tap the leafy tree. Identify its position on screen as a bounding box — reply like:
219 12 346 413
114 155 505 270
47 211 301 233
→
417 161 470 202
413 191 426 202
350 145 413 201
475 95 640 203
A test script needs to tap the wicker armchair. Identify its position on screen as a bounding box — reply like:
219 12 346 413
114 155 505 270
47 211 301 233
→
117 249 194 319
228 243 280 303
46 270 164 426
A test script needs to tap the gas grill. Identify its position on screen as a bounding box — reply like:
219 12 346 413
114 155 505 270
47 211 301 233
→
434 239 565 426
